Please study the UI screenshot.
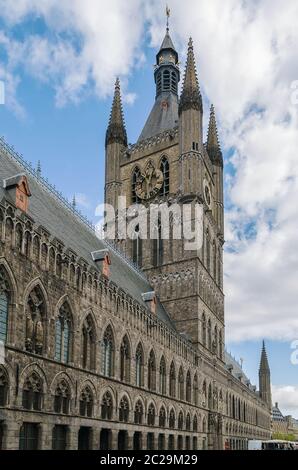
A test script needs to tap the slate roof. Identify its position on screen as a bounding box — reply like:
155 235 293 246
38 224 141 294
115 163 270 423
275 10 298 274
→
159 31 176 52
225 351 257 391
138 92 179 142
0 138 176 330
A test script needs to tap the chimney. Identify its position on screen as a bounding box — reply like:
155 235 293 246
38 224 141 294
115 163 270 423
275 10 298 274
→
141 291 157 315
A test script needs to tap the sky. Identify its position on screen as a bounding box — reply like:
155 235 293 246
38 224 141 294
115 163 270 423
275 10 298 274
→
0 0 298 417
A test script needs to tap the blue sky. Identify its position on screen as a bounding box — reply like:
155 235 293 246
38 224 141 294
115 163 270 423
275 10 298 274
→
0 0 298 417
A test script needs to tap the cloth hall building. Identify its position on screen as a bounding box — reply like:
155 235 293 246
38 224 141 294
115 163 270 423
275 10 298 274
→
0 27 272 450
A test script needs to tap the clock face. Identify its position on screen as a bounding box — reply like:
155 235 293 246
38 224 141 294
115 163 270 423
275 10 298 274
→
203 179 212 208
135 162 164 201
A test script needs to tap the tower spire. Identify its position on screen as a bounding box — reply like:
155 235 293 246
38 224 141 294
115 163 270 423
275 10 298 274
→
105 78 127 148
258 340 272 409
207 104 223 166
179 38 202 115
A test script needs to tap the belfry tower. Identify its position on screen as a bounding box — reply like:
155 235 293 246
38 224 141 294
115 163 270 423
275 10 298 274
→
104 19 225 360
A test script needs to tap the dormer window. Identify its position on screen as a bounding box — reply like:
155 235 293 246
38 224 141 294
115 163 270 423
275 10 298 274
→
3 174 31 213
91 249 111 278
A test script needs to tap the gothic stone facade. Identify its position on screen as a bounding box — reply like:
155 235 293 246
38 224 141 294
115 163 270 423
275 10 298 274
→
0 30 271 451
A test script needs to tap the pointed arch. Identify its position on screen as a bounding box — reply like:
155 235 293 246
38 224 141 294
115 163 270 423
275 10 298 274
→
81 313 96 370
55 300 73 364
134 398 144 424
135 342 144 387
159 405 166 427
169 361 176 398
148 349 156 391
22 370 44 411
159 355 166 395
102 324 115 377
147 402 156 426
24 280 48 355
160 156 170 196
101 390 113 420
120 334 131 383
186 370 191 402
178 366 184 400
119 395 130 422
132 166 141 204
79 385 94 417
169 408 176 429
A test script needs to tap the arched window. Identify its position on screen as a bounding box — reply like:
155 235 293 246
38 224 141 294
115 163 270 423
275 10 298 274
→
152 218 163 267
24 231 31 257
202 380 207 406
132 225 142 267
135 343 144 387
22 372 43 411
213 325 218 356
25 285 46 355
186 413 191 431
169 362 176 398
82 314 96 370
160 157 169 196
55 302 72 363
15 224 23 252
0 266 10 344
202 313 206 346
102 326 114 377
169 409 175 429
134 400 143 424
147 403 155 426
0 366 8 406
120 335 131 383
207 319 212 351
186 371 191 402
203 418 207 433
159 406 166 427
54 380 70 414
206 230 211 272
156 72 162 95
193 415 198 432
178 367 184 401
213 242 217 280
119 396 129 422
148 350 156 391
132 167 141 204
208 383 212 409
159 356 166 395
219 330 223 359
101 391 113 420
79 387 93 417
178 411 183 430
193 374 198 406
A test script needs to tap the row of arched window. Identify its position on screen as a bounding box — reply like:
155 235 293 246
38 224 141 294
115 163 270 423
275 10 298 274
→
0 365 204 431
0 264 203 405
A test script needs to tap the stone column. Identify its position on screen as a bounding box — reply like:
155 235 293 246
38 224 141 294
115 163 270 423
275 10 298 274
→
68 425 79 450
110 429 118 450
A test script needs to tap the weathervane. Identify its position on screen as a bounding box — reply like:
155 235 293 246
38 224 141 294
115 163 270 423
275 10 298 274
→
166 5 170 32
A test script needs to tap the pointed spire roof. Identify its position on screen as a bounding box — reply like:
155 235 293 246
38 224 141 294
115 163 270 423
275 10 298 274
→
179 38 202 115
259 340 270 372
105 78 127 147
207 104 223 166
159 30 176 52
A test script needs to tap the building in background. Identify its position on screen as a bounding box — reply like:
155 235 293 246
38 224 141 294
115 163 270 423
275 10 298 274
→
0 22 272 451
272 403 298 440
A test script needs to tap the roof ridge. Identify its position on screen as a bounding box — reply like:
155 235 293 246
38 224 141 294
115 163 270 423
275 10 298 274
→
0 136 147 282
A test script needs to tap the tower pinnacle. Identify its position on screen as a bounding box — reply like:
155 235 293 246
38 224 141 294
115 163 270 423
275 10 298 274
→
179 38 202 115
207 104 223 166
105 78 127 148
259 340 272 409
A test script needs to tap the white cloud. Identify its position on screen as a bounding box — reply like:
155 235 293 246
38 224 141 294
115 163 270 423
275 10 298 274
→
272 385 298 418
74 193 90 209
1 0 298 344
